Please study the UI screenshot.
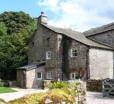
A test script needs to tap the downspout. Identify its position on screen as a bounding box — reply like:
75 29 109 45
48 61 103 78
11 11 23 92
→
86 47 90 80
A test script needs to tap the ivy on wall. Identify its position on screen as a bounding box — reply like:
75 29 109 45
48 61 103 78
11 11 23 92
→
61 36 71 79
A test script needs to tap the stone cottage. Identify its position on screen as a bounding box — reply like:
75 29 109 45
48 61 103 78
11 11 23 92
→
17 12 114 88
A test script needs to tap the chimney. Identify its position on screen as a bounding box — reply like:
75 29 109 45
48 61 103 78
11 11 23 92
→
37 12 48 24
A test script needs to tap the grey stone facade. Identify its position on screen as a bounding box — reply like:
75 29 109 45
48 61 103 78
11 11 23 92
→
87 30 114 48
17 13 114 88
28 24 89 80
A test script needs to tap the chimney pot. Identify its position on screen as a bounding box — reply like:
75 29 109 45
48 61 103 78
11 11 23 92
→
37 12 48 24
41 12 44 15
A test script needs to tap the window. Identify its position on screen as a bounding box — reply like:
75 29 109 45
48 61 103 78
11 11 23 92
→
47 72 53 79
70 73 80 80
70 73 76 80
46 51 52 59
71 48 77 57
46 37 50 47
37 72 42 80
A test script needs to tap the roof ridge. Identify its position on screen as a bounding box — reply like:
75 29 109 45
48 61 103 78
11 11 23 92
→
42 24 81 33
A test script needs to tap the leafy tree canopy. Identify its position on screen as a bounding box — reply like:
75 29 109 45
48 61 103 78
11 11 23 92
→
0 11 36 80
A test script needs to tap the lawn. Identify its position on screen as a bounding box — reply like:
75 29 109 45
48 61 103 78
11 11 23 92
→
0 87 17 93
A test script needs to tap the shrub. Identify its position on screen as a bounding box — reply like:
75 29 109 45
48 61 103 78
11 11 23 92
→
8 81 86 104
8 89 76 104
8 93 44 104
41 89 75 103
48 81 68 89
0 81 4 87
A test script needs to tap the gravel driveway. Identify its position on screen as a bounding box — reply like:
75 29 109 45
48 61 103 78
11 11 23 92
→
87 92 114 104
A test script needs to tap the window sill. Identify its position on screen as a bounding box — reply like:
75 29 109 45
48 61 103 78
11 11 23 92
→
46 79 53 80
36 78 43 80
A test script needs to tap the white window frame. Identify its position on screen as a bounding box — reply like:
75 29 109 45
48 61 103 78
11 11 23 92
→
37 72 42 80
46 51 52 59
70 73 76 80
70 48 78 57
70 72 80 80
47 71 53 79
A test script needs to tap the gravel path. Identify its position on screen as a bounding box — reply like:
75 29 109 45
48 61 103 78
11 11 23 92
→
0 88 47 102
87 92 114 104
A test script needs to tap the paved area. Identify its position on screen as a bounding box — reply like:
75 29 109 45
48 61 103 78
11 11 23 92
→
0 88 47 102
1 89 114 103
87 92 114 104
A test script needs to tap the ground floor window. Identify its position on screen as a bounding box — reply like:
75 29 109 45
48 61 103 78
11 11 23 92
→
47 71 53 79
70 72 79 80
37 72 42 80
46 51 52 59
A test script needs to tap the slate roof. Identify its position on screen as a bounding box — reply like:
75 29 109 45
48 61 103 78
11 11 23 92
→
18 61 45 71
84 22 114 37
42 24 113 50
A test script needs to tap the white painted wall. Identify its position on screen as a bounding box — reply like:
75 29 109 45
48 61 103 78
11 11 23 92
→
89 48 113 79
26 66 45 88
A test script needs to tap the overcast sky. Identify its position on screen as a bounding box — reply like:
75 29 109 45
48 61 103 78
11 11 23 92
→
0 0 114 31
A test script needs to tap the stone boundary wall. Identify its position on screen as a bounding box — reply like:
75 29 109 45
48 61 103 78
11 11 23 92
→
87 79 102 92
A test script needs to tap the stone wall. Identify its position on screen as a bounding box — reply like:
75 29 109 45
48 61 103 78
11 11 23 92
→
28 24 61 80
28 22 89 80
89 48 113 79
69 40 89 79
88 30 114 48
61 37 89 79
87 79 102 92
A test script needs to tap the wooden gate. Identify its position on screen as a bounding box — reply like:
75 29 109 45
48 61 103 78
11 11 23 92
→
102 78 114 97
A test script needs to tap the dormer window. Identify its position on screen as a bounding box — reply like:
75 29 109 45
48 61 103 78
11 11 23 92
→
71 48 78 57
46 51 52 59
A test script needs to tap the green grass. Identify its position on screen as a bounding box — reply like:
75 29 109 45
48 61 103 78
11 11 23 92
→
0 87 17 93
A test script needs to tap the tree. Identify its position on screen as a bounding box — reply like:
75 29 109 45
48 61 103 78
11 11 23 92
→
0 11 35 34
0 22 7 36
0 11 36 80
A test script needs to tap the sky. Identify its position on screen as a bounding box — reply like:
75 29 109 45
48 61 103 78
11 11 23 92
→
0 0 114 31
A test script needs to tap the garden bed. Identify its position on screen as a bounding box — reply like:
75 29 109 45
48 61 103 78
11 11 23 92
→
8 81 86 104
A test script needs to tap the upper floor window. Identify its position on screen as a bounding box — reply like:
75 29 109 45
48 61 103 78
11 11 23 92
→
37 72 42 80
46 37 50 47
71 48 78 57
46 51 52 59
47 71 53 79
